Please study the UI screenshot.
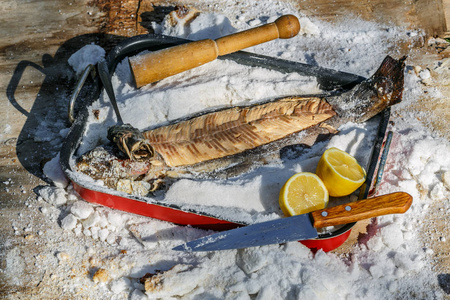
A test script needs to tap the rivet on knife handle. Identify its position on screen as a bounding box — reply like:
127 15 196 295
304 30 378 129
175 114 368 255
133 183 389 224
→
311 192 413 228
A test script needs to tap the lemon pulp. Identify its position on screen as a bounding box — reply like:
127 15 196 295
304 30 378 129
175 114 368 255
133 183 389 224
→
316 147 366 197
279 172 329 216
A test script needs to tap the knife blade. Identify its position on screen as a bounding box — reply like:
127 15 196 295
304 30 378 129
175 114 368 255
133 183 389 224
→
173 192 412 252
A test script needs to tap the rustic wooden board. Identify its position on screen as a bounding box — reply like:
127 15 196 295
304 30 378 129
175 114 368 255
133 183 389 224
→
0 0 448 297
291 0 447 37
88 0 450 37
445 0 450 36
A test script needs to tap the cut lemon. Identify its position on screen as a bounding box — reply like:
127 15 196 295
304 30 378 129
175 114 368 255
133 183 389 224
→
279 172 329 216
316 147 366 197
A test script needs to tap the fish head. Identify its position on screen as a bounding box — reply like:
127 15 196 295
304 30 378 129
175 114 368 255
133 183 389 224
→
107 124 155 161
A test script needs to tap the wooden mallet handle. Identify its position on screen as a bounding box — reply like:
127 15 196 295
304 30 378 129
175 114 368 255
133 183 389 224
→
129 15 300 88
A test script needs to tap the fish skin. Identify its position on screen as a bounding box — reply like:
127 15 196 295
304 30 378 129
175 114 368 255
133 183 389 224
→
76 55 406 191
143 97 336 167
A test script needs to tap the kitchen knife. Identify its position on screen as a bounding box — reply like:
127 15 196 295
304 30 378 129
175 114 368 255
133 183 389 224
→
172 192 412 252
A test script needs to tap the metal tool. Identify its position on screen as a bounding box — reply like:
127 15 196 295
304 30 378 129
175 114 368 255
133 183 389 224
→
97 59 124 124
173 192 412 252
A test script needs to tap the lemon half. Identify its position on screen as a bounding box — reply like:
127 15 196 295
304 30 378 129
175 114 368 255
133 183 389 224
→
279 172 329 216
316 147 366 197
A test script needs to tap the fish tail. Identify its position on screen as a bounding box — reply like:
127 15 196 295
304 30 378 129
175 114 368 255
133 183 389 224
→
327 55 407 123
372 55 407 105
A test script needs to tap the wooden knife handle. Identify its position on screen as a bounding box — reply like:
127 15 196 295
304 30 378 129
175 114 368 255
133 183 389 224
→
129 15 300 88
311 192 413 228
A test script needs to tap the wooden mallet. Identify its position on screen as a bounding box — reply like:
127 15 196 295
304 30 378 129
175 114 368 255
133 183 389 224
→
129 15 300 88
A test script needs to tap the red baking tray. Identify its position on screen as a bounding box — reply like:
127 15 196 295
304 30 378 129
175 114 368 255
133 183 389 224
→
60 34 393 252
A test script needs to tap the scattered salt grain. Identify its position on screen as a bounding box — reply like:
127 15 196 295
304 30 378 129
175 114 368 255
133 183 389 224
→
236 248 269 275
143 264 206 298
98 216 109 228
90 226 99 239
67 193 78 202
394 267 405 278
403 231 414 241
70 201 94 219
425 248 434 255
68 44 105 75
98 228 109 242
130 289 148 300
107 211 125 230
393 252 422 273
380 225 404 249
38 186 67 206
388 281 398 293
82 211 101 228
106 232 117 245
119 238 129 248
43 154 69 188
298 16 320 36
430 182 445 200
61 214 78 231
110 277 131 294
419 69 432 85
369 264 384 279
74 224 82 236
442 170 450 190
56 252 70 263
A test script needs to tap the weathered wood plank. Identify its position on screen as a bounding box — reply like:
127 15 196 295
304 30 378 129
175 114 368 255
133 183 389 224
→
0 0 448 297
88 0 449 37
1 0 102 142
289 0 447 37
444 0 450 36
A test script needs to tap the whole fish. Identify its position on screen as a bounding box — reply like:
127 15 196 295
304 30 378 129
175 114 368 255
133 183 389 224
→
77 55 405 195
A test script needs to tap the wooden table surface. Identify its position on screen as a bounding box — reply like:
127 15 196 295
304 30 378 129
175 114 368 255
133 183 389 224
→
0 0 448 297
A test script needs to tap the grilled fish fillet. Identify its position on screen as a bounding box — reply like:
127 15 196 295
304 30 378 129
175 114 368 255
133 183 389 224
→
144 97 335 167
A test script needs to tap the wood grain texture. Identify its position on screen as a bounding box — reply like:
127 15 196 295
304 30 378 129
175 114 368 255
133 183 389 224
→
129 15 299 87
130 39 219 88
88 0 449 37
311 192 413 228
215 15 300 55
444 0 450 36
288 0 447 37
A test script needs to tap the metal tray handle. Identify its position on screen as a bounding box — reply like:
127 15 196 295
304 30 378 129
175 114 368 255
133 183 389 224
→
68 64 95 123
